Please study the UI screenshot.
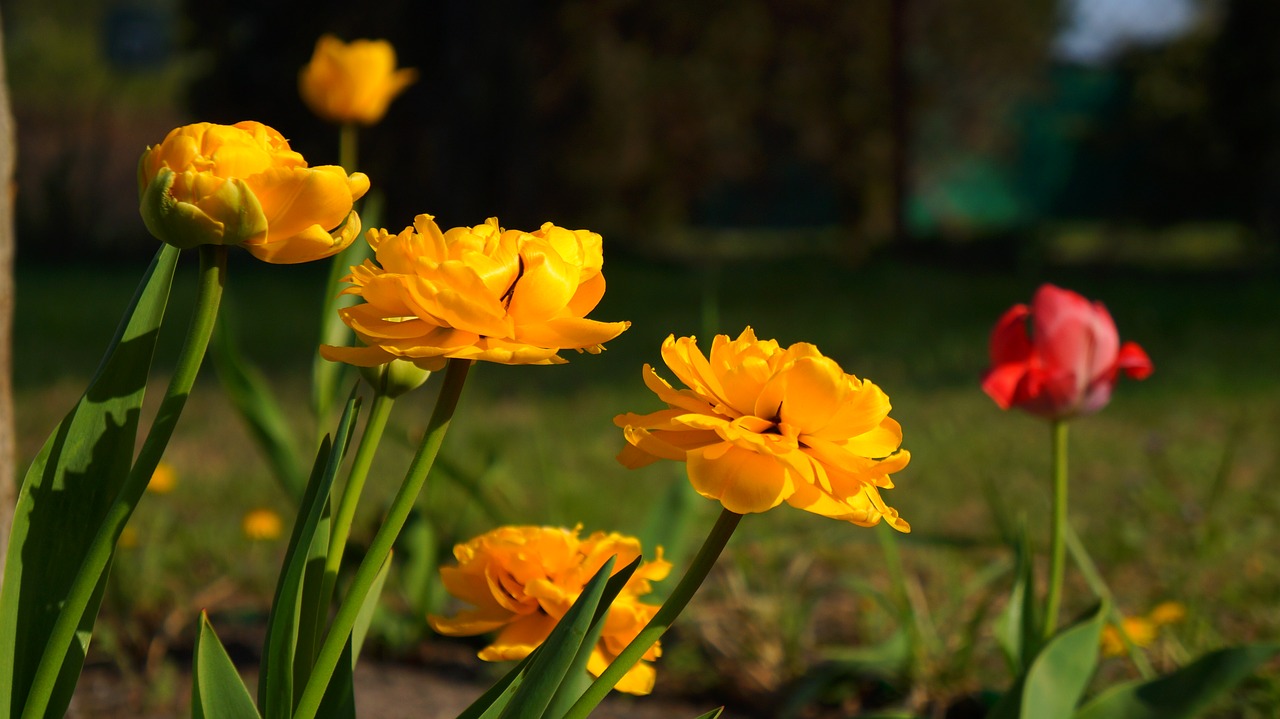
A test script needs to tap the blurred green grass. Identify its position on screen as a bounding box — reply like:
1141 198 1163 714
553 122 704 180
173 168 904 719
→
12 246 1280 712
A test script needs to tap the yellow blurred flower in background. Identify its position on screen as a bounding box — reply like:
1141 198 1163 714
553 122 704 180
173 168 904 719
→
1100 601 1186 657
146 462 177 494
300 35 417 125
242 508 284 541
138 121 370 263
616 328 910 530
321 214 629 369
118 526 139 550
428 525 670 695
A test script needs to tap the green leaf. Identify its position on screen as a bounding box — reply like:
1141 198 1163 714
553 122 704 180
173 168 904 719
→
1074 643 1280 719
0 244 178 719
988 601 1108 719
994 521 1040 674
457 650 538 719
498 557 618 719
690 709 725 719
314 641 356 719
258 395 361 719
192 612 261 719
210 314 306 500
352 552 393 665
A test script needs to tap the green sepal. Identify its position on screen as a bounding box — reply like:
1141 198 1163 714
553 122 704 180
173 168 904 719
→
140 167 268 250
192 612 262 719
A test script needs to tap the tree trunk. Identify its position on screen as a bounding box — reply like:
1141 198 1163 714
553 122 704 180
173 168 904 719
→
0 9 18 581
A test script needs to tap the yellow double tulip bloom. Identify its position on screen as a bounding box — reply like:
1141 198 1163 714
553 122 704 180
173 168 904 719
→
616 328 911 530
138 121 370 263
321 214 629 368
429 525 670 695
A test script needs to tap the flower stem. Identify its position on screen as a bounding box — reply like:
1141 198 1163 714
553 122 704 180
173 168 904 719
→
1043 419 1069 640
316 392 395 614
21 245 226 719
563 508 743 719
310 122 363 432
339 123 358 173
293 358 472 719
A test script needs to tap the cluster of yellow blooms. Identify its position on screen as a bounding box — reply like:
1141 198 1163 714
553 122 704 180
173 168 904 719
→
133 34 912 698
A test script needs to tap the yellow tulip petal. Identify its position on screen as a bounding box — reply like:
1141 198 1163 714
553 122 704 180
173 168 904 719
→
249 165 358 243
507 242 578 323
478 613 558 662
687 444 793 514
514 317 630 352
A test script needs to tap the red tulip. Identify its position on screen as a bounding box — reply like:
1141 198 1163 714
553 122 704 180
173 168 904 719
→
981 284 1153 419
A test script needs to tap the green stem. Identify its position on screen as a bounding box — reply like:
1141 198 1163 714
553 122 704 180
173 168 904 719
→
339 123 358 174
317 392 396 613
293 359 472 719
1043 419 1069 640
311 123 364 432
564 508 743 719
21 245 226 719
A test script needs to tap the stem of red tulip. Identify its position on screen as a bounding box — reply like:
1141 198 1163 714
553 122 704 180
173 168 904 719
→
563 508 744 719
21 245 226 719
293 358 472 719
1043 419 1069 640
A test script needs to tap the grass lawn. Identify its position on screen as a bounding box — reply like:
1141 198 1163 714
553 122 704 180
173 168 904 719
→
11 245 1280 716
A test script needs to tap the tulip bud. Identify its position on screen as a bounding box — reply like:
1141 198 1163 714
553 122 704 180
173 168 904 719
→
138 121 370 264
359 358 432 398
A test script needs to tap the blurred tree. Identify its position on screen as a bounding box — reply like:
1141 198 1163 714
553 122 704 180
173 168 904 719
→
0 8 16 581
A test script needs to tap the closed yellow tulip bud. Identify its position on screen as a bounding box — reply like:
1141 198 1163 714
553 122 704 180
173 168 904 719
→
300 35 417 125
138 121 370 263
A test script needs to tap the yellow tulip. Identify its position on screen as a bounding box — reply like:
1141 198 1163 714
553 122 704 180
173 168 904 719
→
138 121 370 263
615 328 911 530
428 526 669 695
320 214 629 369
299 35 417 125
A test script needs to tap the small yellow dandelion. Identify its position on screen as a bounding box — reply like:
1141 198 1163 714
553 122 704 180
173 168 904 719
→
1148 601 1187 626
242 508 284 541
147 462 177 494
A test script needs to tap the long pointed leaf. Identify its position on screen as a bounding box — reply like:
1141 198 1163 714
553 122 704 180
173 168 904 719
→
989 601 1109 719
499 557 618 719
1074 643 1280 719
0 245 178 718
192 612 261 719
994 521 1040 674
258 395 361 719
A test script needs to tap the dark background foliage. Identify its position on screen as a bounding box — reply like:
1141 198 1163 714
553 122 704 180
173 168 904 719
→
6 0 1280 265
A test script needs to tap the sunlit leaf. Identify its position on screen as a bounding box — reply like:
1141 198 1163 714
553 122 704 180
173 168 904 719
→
0 245 178 718
192 612 261 719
